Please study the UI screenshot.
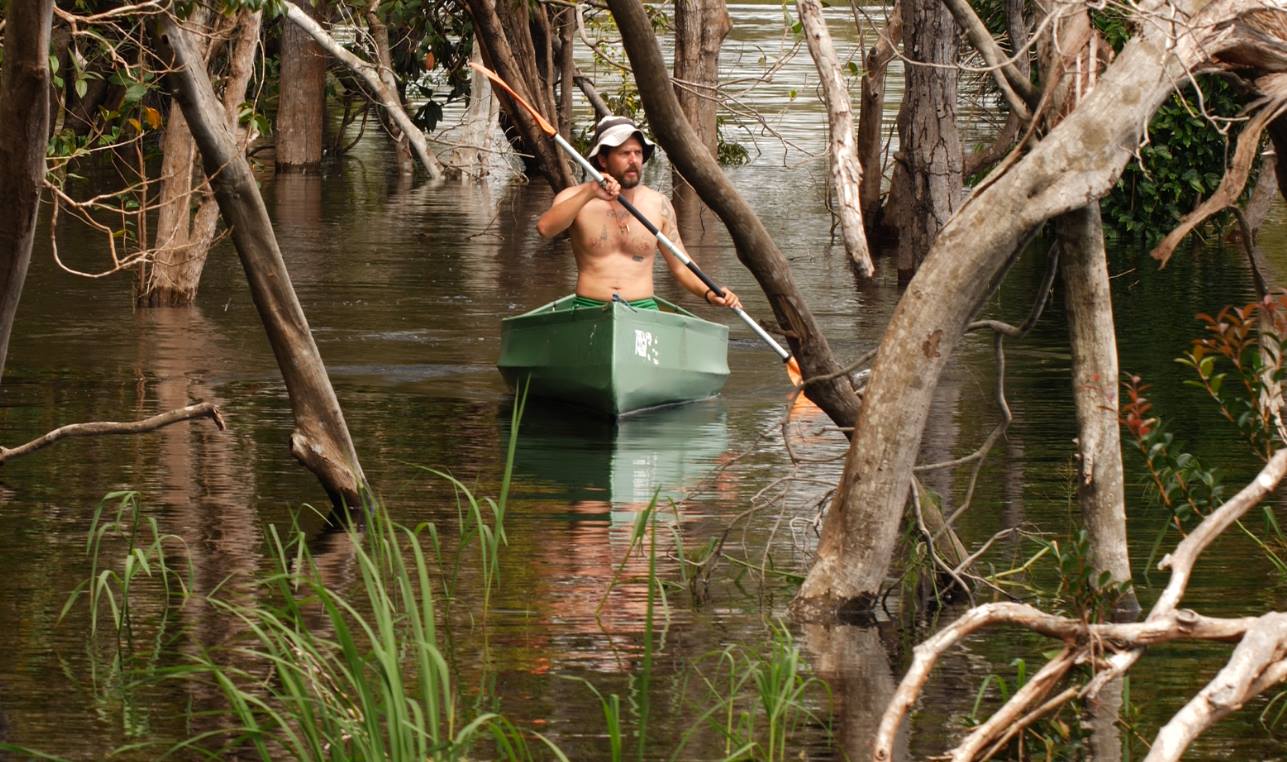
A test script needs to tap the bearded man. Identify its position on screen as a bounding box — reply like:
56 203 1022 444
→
536 116 742 311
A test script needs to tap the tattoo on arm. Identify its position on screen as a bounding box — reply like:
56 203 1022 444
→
659 200 674 237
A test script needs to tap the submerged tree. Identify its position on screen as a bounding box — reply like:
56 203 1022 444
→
794 0 1287 620
0 0 54 384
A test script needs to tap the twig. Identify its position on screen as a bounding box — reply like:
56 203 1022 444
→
0 402 226 464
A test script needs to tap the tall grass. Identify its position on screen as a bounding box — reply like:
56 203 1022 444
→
35 387 830 760
169 496 513 760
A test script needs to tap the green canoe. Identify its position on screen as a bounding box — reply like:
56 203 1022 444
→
497 294 730 416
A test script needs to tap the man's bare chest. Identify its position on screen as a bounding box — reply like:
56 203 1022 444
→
578 204 658 259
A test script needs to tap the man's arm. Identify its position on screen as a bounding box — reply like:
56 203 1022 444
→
536 178 619 239
656 197 742 309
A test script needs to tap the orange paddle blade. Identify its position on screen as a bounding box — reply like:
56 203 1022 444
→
468 61 558 137
786 356 803 387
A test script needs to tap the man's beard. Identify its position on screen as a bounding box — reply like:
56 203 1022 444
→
613 168 641 189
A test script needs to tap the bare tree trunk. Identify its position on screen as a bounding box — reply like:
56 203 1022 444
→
883 0 962 283
793 0 1224 620
448 40 504 177
156 15 367 508
282 1 443 180
0 0 53 384
365 4 414 175
963 0 1030 177
1058 204 1135 608
672 0 730 222
857 3 901 239
277 0 328 171
140 10 263 307
607 0 862 428
798 0 873 275
465 0 574 189
556 7 575 142
1036 3 1136 615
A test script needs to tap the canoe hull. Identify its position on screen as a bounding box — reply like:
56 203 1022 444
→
497 295 730 416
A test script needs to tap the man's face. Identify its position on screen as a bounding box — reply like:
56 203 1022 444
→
599 136 645 188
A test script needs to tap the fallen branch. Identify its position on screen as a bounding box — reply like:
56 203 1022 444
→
0 402 226 464
874 448 1287 761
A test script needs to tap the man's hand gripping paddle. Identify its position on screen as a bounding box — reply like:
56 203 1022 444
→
468 61 805 387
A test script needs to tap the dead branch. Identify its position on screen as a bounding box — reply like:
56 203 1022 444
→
873 449 1287 761
1145 612 1287 761
1152 92 1287 265
796 0 873 275
0 402 226 464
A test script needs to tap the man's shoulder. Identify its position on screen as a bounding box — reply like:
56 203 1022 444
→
637 184 669 206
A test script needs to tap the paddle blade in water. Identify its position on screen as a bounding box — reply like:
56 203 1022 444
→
467 62 558 137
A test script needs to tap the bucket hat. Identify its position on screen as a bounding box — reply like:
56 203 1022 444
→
585 115 655 164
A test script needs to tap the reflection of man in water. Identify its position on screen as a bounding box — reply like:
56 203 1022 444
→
535 116 742 311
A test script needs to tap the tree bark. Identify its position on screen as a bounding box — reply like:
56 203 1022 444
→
276 0 328 171
798 0 873 276
156 15 367 508
556 7 575 142
857 3 900 239
883 0 963 283
1040 3 1135 614
1058 204 1135 607
607 0 862 428
141 9 263 307
448 40 503 177
282 1 443 180
793 0 1253 620
0 0 53 384
365 4 414 175
465 0 574 189
672 0 730 218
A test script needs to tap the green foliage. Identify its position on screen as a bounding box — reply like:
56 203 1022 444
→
1176 302 1287 460
678 621 828 761
1123 296 1287 571
1043 529 1133 621
1121 375 1227 532
1092 6 1254 244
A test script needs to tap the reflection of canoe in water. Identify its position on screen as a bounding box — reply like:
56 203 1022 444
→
496 295 729 416
506 400 730 508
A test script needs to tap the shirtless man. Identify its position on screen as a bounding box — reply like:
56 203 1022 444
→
536 116 742 311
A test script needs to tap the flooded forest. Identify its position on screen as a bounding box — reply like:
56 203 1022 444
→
3 0 1287 759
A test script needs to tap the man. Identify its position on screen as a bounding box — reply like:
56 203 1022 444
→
536 115 742 311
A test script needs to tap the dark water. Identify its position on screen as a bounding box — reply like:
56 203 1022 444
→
4 7 1287 758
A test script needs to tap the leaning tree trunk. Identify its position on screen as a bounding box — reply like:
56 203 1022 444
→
793 0 1233 620
140 9 262 307
0 0 54 384
365 3 414 175
672 0 730 218
465 0 574 189
798 0 873 275
607 0 862 428
883 0 962 283
277 0 328 171
281 1 443 179
156 16 367 508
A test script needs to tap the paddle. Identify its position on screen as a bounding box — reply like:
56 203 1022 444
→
469 61 804 386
